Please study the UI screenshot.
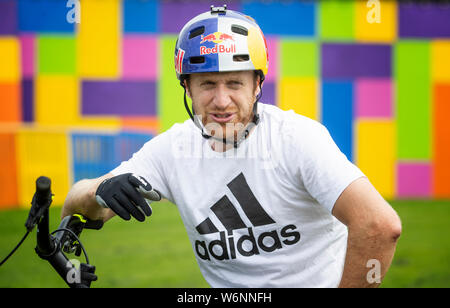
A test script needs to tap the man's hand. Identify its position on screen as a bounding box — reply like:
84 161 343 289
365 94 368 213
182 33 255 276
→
95 173 161 222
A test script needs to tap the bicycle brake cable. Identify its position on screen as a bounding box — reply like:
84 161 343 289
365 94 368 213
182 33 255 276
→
0 231 31 267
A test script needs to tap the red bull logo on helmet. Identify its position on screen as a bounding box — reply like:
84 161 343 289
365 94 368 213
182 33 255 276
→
200 44 236 55
200 31 234 44
199 32 236 55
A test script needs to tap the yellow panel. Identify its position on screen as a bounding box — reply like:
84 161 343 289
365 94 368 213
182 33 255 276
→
355 120 396 199
76 116 121 129
36 76 80 125
15 128 70 207
431 41 450 82
278 77 318 121
355 0 397 42
35 76 121 128
77 0 120 78
0 37 20 82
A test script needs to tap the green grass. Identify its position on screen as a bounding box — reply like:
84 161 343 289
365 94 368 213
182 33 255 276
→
0 200 449 288
381 200 450 288
0 201 208 288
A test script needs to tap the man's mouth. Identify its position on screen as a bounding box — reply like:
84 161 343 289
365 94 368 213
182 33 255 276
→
209 113 235 123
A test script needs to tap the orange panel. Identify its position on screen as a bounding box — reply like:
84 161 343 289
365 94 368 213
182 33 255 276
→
121 116 160 134
0 133 18 209
0 83 21 123
433 84 450 198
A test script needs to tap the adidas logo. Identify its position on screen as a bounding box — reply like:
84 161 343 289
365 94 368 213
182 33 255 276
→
194 173 301 261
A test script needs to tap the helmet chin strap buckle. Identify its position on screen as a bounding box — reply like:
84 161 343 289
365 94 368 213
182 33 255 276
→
210 5 227 14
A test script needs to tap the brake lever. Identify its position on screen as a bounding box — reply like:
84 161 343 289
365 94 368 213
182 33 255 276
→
56 214 103 255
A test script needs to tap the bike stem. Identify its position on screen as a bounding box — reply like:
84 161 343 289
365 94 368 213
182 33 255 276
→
35 208 83 287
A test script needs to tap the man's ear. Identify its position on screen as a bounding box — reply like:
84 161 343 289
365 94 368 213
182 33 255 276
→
184 79 192 98
254 73 262 97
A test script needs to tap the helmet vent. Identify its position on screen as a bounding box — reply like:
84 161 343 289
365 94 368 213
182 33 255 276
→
190 56 205 64
233 54 249 62
189 26 205 39
231 25 248 36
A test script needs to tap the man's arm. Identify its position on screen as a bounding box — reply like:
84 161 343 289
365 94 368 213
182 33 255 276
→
332 177 402 288
61 173 116 222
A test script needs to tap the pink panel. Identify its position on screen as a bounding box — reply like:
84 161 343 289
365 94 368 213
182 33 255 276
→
122 35 158 80
397 162 431 198
355 78 392 118
265 36 278 82
19 34 35 78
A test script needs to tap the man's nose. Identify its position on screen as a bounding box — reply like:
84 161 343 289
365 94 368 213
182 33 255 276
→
212 85 232 110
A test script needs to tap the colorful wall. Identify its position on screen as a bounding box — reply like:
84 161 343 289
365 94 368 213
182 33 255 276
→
0 0 449 209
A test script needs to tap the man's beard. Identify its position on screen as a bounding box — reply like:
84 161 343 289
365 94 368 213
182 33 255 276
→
201 116 256 151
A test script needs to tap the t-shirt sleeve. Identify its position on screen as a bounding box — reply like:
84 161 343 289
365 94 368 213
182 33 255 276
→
110 132 174 203
292 119 365 213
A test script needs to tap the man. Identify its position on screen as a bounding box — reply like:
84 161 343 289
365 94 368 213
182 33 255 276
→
62 6 401 288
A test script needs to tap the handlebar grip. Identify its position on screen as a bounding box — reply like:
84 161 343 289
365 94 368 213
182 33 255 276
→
25 176 53 232
85 219 104 230
34 176 56 257
35 176 51 205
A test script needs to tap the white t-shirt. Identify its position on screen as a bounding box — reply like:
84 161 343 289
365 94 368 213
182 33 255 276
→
111 103 365 288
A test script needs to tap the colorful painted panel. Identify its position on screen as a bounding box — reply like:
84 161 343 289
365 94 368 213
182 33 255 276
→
1 0 450 207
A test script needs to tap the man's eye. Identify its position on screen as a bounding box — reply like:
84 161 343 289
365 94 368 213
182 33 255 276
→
228 81 242 87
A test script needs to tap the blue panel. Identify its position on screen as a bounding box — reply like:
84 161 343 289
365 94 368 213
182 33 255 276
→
18 0 75 33
71 133 117 182
71 132 154 182
321 80 354 161
160 0 241 34
242 1 316 36
116 132 153 163
123 0 159 33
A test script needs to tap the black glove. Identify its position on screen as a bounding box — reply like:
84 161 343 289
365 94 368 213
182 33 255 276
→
95 173 161 222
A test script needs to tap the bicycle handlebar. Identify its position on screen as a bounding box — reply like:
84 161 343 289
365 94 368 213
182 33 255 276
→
29 176 103 288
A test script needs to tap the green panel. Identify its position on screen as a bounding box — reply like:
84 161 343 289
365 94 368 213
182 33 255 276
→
280 40 318 77
159 35 189 133
319 0 355 40
395 41 431 159
38 36 76 75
